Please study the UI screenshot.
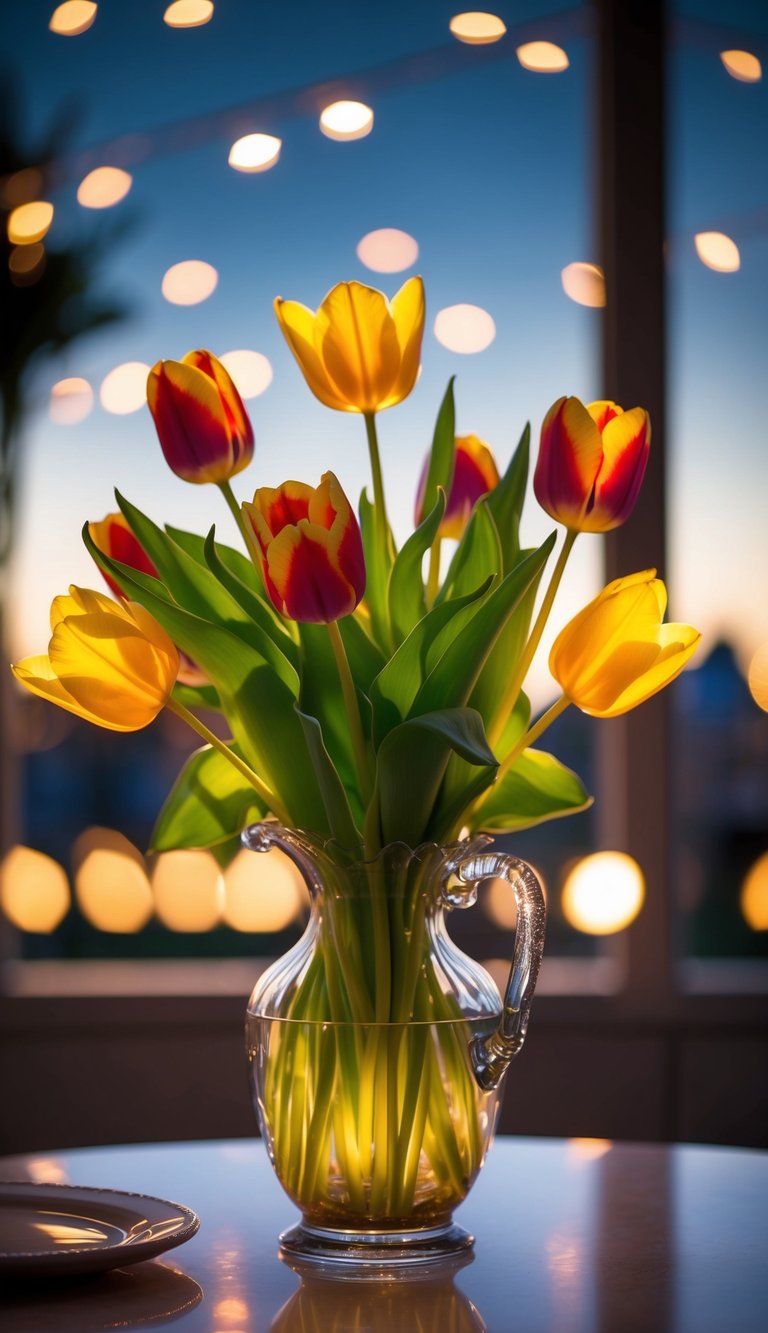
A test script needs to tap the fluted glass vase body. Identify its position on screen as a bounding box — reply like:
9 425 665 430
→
244 824 546 1265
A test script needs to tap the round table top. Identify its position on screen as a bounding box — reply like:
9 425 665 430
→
0 1136 766 1333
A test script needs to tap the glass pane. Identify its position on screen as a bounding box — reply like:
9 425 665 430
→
2 2 606 970
667 1 768 968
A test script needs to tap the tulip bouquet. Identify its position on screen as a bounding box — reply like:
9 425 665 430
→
11 277 700 1229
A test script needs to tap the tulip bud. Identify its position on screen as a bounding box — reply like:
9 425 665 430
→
549 570 700 717
147 349 254 484
415 434 499 539
243 472 366 623
11 587 179 732
534 396 650 533
88 512 158 600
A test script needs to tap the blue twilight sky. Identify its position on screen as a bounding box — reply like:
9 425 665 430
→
3 0 767 703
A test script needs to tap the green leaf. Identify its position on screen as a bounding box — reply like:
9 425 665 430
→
411 535 557 719
359 489 395 655
369 576 494 746
435 691 532 839
469 748 592 833
387 489 446 644
297 623 361 814
467 547 545 736
202 526 298 677
486 424 529 572
435 496 502 606
171 681 222 711
419 378 456 520
375 707 498 846
338 613 386 695
296 708 361 848
151 743 266 852
83 526 330 834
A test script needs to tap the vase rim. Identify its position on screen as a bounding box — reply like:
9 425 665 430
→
241 821 493 868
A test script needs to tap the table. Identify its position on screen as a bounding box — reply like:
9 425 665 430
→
0 1137 766 1332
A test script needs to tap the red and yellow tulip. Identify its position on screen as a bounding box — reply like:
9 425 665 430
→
415 434 499 539
549 570 700 717
243 472 365 624
11 587 179 731
534 396 650 533
274 278 425 414
88 512 158 600
147 349 254 484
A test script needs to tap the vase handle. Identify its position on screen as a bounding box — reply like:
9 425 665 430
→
452 849 547 1091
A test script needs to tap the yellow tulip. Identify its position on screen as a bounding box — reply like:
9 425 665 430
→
11 587 179 732
274 277 425 413
549 570 701 717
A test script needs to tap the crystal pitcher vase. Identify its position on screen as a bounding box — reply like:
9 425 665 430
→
244 824 546 1266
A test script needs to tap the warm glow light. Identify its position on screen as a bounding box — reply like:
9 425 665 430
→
99 362 151 415
741 853 768 931
213 1297 250 1325
7 201 54 245
720 50 762 83
219 349 273 398
561 852 645 935
228 133 281 172
161 259 218 305
449 12 506 44
163 0 214 27
77 166 132 209
567 1138 613 1162
9 243 46 286
0 846 70 934
356 228 419 273
516 40 570 72
747 643 768 713
561 261 606 308
49 377 94 425
27 1158 69 1184
223 848 306 932
319 101 374 142
152 850 224 932
73 828 153 932
434 303 496 354
49 2 97 36
694 231 740 273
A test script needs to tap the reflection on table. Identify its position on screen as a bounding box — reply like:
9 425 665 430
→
1 1137 767 1332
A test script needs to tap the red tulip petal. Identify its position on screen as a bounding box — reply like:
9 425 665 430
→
588 408 650 531
266 523 357 623
147 360 235 483
534 397 603 527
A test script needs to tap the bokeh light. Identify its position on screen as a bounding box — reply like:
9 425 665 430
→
720 50 762 83
567 1138 613 1162
9 243 45 287
319 101 374 141
516 41 570 73
694 231 740 272
2 168 44 210
222 848 306 932
73 828 153 933
483 866 547 931
163 0 214 27
434 303 496 353
449 12 506 44
0 846 70 934
747 642 768 712
219 349 273 398
740 853 768 931
49 2 97 36
561 261 606 308
161 259 219 305
152 849 224 932
7 202 54 245
356 228 419 273
77 166 132 209
228 133 282 172
99 361 151 415
561 852 645 935
49 377 94 425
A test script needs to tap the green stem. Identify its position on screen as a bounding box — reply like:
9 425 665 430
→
217 479 252 550
166 697 289 822
426 536 441 609
490 528 577 748
497 694 571 786
364 412 389 542
326 620 372 806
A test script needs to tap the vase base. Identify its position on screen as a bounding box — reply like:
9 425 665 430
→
279 1218 474 1270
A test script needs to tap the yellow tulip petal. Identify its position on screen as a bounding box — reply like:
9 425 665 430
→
589 629 701 717
317 282 400 411
274 299 350 411
384 275 425 407
11 656 139 731
600 406 649 470
586 400 622 431
49 613 170 705
126 601 179 667
550 575 661 691
559 397 605 491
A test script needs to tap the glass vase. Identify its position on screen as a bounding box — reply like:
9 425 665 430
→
244 823 546 1266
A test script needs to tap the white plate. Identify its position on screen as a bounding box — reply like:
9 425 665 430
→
0 1182 199 1276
